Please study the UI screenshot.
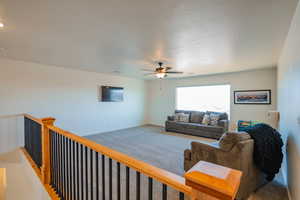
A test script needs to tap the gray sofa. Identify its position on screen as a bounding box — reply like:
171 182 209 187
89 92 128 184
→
184 131 266 200
165 110 229 139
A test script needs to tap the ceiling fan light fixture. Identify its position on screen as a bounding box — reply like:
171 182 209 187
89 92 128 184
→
156 72 166 79
142 62 182 79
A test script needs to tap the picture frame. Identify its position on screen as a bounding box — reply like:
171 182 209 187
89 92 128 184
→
234 90 271 104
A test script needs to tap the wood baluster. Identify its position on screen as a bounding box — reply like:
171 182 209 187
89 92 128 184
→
184 161 242 200
41 117 56 184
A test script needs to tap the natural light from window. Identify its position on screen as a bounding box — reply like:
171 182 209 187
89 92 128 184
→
176 84 231 115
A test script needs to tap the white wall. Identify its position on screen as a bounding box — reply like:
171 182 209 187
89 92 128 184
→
0 58 146 136
146 68 277 128
0 114 24 154
278 1 300 199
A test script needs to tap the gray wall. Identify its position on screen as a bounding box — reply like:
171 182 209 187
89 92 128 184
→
278 2 300 199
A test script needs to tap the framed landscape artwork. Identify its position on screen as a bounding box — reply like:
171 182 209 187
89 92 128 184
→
234 90 271 104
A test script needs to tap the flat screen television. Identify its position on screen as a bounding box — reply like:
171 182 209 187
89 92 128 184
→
101 86 124 102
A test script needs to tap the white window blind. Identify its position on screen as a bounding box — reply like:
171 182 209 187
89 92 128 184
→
176 85 231 115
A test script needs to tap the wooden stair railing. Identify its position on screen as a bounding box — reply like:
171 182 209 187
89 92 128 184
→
185 161 242 200
0 168 6 200
41 117 56 185
23 114 242 200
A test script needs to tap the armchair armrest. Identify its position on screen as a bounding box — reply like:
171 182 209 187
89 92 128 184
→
218 119 229 131
184 149 192 161
191 141 224 153
185 141 230 172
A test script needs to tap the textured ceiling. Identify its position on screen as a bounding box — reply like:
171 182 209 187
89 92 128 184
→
0 0 298 79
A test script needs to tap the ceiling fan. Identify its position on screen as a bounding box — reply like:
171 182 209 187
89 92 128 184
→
142 62 183 79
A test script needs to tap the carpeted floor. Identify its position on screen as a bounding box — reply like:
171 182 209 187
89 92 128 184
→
86 125 289 200
86 125 214 176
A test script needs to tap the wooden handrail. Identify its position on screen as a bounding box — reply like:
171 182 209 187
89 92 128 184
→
184 161 242 200
47 125 192 195
24 114 43 124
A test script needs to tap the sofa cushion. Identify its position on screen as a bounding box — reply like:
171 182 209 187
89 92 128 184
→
167 115 175 121
175 110 192 122
209 113 220 126
174 113 182 121
206 111 228 120
165 121 225 139
219 131 251 151
188 123 224 133
190 111 205 123
168 121 224 133
202 114 211 125
178 113 189 123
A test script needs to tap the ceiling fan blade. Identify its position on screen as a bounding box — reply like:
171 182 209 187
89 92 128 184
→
141 69 154 72
166 71 184 74
165 66 172 70
143 73 156 76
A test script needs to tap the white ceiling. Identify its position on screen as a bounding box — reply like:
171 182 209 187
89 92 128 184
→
0 0 298 79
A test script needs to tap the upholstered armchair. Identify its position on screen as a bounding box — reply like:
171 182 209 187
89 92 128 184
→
184 132 266 200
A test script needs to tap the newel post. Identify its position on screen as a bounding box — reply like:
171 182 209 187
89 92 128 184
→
184 161 242 200
41 117 56 184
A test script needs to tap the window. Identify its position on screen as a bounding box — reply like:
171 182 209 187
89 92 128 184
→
176 84 231 115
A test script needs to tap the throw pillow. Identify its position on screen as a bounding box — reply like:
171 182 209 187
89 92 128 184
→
210 113 220 126
174 113 183 121
202 114 210 125
190 111 205 123
179 113 189 123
